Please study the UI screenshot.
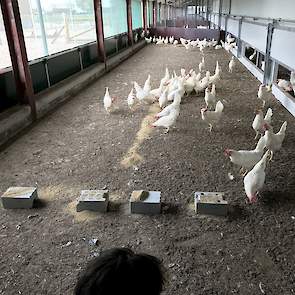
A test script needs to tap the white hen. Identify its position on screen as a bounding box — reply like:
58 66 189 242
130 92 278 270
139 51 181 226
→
252 108 273 139
159 88 168 108
263 121 287 161
228 56 236 73
103 87 113 113
127 88 136 110
201 100 224 132
244 151 269 203
204 87 217 109
224 137 266 174
152 107 180 133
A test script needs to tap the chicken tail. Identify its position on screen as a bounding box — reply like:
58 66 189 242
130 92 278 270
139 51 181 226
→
215 101 224 113
278 121 287 135
264 108 273 123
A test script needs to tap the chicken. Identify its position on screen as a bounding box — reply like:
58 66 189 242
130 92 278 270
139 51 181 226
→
221 40 236 52
160 68 170 86
127 88 136 110
263 121 287 161
249 50 257 61
201 100 224 132
226 34 235 44
133 81 152 103
103 87 114 113
184 42 192 50
257 84 268 107
204 87 216 109
167 79 185 101
152 107 180 133
199 57 205 72
215 61 221 75
150 81 165 99
252 108 273 139
200 71 211 90
184 73 196 95
156 94 181 118
164 37 169 44
277 79 292 92
134 33 138 43
159 88 168 108
224 137 266 175
169 36 174 44
143 74 151 93
243 151 269 203
228 56 236 73
209 71 221 85
156 37 164 45
145 37 152 44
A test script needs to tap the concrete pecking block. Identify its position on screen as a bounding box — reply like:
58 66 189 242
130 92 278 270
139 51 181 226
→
76 190 109 213
130 191 161 215
195 192 228 216
1 187 38 209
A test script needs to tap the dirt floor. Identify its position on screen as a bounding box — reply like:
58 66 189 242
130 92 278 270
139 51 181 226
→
0 44 295 295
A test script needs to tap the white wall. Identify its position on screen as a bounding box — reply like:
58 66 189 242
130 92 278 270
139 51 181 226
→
211 0 295 20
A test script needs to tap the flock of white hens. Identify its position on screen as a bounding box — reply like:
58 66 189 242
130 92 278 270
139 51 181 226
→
102 33 289 205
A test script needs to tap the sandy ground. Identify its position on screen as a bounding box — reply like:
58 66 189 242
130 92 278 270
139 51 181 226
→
0 45 295 295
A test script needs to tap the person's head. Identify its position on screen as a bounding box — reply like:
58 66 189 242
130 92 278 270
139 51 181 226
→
75 248 165 295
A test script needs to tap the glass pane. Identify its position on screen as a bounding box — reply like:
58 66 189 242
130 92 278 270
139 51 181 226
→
132 0 142 29
158 3 160 21
19 0 96 61
102 0 127 38
0 10 12 69
148 2 153 26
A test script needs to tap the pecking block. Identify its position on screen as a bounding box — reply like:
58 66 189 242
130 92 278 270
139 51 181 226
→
76 190 109 213
1 187 38 209
195 192 228 216
130 191 161 215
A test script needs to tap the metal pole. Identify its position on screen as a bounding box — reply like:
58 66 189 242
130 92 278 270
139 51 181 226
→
143 0 147 32
153 1 157 27
237 17 243 57
263 21 276 84
218 0 223 28
0 0 36 119
126 0 133 46
94 0 106 65
35 0 49 56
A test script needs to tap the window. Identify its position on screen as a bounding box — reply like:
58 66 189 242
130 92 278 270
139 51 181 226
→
102 0 127 38
132 0 142 29
148 1 153 26
0 10 12 69
18 0 96 61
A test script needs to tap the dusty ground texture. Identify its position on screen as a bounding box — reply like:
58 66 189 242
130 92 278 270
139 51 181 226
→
0 44 295 295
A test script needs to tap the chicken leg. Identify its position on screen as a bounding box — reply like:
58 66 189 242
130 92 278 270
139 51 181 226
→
209 124 213 132
268 150 274 162
164 127 170 134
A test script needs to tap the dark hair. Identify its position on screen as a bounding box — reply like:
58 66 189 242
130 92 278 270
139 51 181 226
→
74 248 165 295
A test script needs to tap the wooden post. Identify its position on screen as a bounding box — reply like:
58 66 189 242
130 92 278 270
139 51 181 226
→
94 0 106 65
126 0 133 46
0 0 36 119
143 0 147 32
